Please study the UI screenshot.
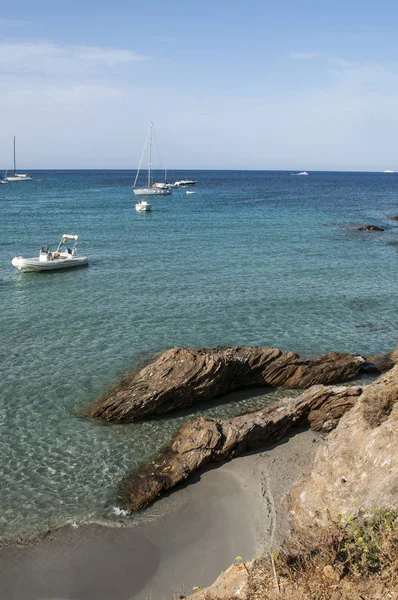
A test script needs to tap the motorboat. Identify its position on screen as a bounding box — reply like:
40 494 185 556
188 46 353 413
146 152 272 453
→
297 171 308 176
174 179 196 187
12 234 88 272
133 123 172 196
135 199 152 212
3 137 33 182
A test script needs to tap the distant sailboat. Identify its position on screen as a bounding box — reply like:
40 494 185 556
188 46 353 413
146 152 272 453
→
133 123 171 196
4 137 33 182
152 150 173 190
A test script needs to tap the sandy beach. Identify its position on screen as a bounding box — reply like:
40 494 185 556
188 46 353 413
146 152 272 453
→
0 428 323 600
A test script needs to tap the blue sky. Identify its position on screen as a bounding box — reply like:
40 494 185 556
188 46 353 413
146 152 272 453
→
1 0 398 170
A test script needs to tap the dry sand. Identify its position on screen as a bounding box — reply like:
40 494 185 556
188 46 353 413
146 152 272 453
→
0 429 324 600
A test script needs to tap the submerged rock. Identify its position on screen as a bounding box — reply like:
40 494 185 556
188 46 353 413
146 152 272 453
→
287 364 398 529
118 385 362 511
356 225 384 231
89 346 366 422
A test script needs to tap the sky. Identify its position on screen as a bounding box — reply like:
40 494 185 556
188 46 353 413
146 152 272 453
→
1 0 398 170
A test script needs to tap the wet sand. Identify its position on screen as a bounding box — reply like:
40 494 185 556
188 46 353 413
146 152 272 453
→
0 429 323 600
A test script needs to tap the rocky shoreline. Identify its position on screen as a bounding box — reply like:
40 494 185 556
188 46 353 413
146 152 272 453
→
89 345 370 422
88 344 398 598
2 344 397 599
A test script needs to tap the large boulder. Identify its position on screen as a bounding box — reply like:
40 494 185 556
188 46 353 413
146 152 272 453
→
287 364 398 529
89 346 366 422
118 385 362 511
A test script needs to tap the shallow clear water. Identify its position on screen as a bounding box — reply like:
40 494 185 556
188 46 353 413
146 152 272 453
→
1 169 397 538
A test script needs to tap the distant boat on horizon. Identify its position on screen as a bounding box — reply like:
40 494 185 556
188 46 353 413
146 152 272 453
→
3 137 33 182
133 123 171 196
383 169 395 173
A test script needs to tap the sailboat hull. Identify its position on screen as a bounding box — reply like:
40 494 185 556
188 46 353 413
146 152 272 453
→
133 188 171 196
4 175 33 182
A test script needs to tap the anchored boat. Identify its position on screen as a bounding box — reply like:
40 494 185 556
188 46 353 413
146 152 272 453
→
135 199 152 212
133 123 171 196
12 234 88 272
3 137 33 182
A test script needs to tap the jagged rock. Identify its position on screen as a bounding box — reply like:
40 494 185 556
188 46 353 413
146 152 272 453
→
389 216 398 221
118 385 362 511
287 365 398 529
368 348 398 374
89 346 366 422
356 225 384 231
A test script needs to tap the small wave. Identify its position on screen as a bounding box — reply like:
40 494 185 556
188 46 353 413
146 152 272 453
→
112 506 130 517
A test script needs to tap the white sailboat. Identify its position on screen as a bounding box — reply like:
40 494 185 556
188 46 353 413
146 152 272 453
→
133 123 171 196
4 137 33 182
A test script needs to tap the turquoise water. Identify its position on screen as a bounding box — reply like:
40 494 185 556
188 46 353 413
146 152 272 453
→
1 170 398 538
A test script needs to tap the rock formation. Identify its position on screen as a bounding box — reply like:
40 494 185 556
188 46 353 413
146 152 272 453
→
288 364 398 529
89 346 366 422
118 385 362 511
356 225 384 231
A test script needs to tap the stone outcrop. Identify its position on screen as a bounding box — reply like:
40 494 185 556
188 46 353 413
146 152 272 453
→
118 385 362 511
356 225 384 231
287 364 398 529
89 346 366 422
368 347 398 374
389 216 398 221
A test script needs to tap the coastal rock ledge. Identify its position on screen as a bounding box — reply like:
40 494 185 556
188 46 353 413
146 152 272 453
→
89 346 366 422
118 384 362 511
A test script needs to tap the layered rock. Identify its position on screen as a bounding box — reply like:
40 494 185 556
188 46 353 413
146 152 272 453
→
89 346 366 422
288 364 398 529
118 385 362 511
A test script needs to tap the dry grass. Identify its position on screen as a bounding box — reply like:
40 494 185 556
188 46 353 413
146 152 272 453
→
196 510 398 600
245 509 398 600
362 384 398 427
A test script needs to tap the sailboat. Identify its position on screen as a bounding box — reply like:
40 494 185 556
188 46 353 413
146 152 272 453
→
133 123 171 196
4 137 33 182
152 150 172 190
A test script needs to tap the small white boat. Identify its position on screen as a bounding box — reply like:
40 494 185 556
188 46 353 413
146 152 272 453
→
12 234 88 272
3 137 33 182
133 123 172 196
135 199 152 212
174 179 196 187
383 170 395 173
186 190 196 194
297 171 308 176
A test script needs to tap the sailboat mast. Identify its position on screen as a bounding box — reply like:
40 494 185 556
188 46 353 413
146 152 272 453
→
148 122 153 188
13 136 16 174
165 150 168 184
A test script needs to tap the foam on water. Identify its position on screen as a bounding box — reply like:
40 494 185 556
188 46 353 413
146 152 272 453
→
1 169 397 538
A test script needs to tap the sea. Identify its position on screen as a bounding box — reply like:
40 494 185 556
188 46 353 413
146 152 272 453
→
0 169 397 540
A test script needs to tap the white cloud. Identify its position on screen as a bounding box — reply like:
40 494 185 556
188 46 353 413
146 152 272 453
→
0 41 149 77
0 18 31 27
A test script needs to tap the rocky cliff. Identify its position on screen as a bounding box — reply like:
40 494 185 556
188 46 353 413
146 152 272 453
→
288 364 398 529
